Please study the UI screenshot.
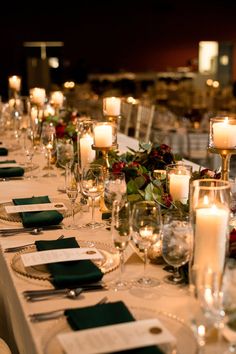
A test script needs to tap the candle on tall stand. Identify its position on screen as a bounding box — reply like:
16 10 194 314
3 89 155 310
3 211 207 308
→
166 163 192 204
8 75 21 99
50 91 64 116
208 116 236 180
103 97 121 147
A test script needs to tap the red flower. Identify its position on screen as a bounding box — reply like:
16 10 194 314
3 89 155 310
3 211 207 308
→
162 193 173 208
55 124 66 138
159 144 171 153
112 161 126 174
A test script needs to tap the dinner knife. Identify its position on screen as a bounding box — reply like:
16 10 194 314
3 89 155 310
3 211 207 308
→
0 225 63 235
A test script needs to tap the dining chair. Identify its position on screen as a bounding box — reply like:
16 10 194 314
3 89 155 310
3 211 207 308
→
119 101 133 135
0 338 12 354
186 132 210 167
134 104 155 143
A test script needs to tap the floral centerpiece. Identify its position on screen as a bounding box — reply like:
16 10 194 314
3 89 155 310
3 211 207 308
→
44 108 78 141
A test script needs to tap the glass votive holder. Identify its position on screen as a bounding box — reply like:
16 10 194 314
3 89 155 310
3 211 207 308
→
93 121 115 148
103 97 121 117
77 119 95 169
166 163 192 204
30 87 46 107
8 75 21 95
209 116 236 150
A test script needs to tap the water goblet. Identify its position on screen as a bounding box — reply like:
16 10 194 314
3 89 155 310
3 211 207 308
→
104 171 127 212
65 163 79 230
162 214 193 284
56 138 74 192
110 200 131 291
131 201 162 287
80 164 105 229
40 122 56 177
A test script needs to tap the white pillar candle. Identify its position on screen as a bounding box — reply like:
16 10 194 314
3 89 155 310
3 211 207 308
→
30 88 46 107
9 75 21 91
103 97 121 116
79 134 95 168
194 205 229 273
51 91 64 107
169 173 190 203
213 118 236 148
94 124 113 147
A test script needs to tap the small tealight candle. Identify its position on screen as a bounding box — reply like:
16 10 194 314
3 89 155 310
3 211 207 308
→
167 164 192 204
212 117 236 149
51 91 64 108
9 75 21 92
103 97 121 116
30 87 46 107
94 123 113 147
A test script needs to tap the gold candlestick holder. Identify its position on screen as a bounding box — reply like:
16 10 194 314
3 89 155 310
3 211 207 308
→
92 144 118 173
208 147 236 180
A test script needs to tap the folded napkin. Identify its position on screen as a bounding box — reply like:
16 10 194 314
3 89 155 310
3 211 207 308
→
0 160 24 178
65 301 164 354
12 195 63 228
0 147 8 156
35 237 103 288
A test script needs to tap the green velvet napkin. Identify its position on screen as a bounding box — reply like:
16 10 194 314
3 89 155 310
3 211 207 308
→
35 237 103 288
0 160 24 178
65 301 164 354
0 147 8 156
12 195 63 227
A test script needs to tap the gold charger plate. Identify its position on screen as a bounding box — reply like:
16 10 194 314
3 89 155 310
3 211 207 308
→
0 197 80 225
41 306 198 354
11 240 119 282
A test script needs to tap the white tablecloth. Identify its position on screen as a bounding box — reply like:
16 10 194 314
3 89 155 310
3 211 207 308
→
0 132 228 354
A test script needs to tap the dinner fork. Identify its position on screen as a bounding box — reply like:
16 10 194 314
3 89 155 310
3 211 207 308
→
4 234 65 253
29 296 108 322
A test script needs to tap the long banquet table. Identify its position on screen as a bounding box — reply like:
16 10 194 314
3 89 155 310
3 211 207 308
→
0 132 228 354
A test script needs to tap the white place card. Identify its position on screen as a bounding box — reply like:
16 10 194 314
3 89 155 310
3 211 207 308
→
0 163 20 168
5 202 67 214
58 318 175 354
21 248 103 267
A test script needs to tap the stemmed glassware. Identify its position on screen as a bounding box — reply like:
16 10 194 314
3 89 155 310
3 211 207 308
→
110 200 131 291
40 122 56 177
80 164 104 229
65 162 79 229
56 138 74 192
23 127 35 179
131 201 162 287
162 214 193 284
104 171 127 212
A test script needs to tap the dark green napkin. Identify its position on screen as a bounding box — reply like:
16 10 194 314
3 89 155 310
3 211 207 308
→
0 147 8 156
12 195 63 227
65 301 164 354
35 237 103 288
0 160 24 178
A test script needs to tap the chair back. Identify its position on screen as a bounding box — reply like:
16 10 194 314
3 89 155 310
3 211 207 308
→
186 132 209 165
119 101 133 135
134 104 155 142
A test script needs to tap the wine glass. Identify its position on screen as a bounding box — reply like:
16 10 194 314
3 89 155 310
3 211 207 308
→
23 128 35 179
110 200 131 291
40 122 56 177
104 171 127 212
80 164 104 229
56 138 74 192
65 162 79 229
162 214 193 284
131 201 162 287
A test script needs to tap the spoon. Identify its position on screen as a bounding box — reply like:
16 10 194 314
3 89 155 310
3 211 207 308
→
25 287 83 302
0 227 44 237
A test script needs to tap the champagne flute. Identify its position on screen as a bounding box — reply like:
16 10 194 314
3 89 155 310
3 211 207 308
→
110 200 131 291
81 164 104 229
131 201 162 287
23 127 35 179
65 162 79 229
162 214 193 284
40 122 56 177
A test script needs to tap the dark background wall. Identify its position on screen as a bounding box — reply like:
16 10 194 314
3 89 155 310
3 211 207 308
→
1 0 236 98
